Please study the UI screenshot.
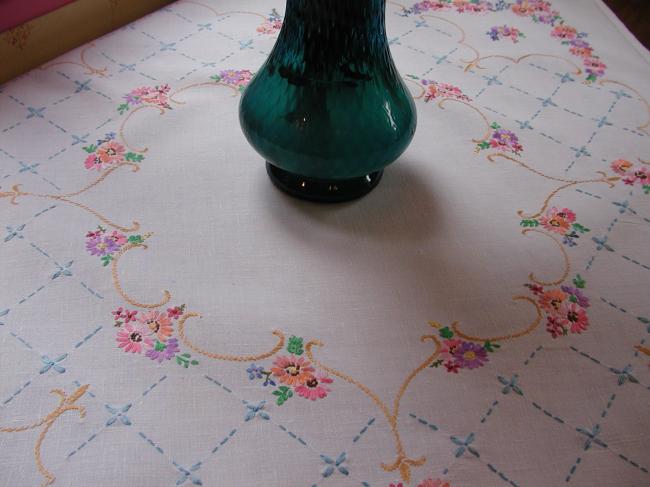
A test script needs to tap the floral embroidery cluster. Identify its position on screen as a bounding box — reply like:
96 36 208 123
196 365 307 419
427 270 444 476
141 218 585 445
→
113 304 199 367
527 275 590 338
421 79 471 103
513 0 606 81
247 336 334 405
406 0 497 14
487 25 525 43
520 207 590 247
476 122 523 155
82 132 143 171
611 159 650 194
430 326 499 373
210 69 254 92
85 226 144 266
403 0 606 81
117 84 172 114
257 9 283 34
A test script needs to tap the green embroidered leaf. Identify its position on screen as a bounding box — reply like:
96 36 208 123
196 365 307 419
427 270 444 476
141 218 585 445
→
477 141 491 150
114 320 123 327
573 274 586 289
154 341 166 352
272 386 293 405
182 353 191 358
586 73 597 82
483 340 501 353
439 327 454 339
97 225 106 233
82 144 97 153
490 122 501 130
125 152 144 162
569 295 578 304
572 223 590 234
191 360 199 366
210 75 222 82
128 235 144 244
117 103 129 114
406 74 420 80
101 254 113 266
287 336 304 355
520 219 539 228
643 185 650 195
429 359 443 368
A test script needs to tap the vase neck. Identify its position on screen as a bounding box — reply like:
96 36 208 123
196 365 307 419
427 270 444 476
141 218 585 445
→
269 0 389 85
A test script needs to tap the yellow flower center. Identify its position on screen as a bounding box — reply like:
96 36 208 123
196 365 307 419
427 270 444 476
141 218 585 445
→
463 351 476 361
286 364 300 376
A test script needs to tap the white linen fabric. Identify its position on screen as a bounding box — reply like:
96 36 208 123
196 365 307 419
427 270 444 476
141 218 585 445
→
1 1 649 486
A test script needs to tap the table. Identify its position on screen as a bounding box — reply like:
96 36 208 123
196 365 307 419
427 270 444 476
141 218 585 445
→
1 1 649 486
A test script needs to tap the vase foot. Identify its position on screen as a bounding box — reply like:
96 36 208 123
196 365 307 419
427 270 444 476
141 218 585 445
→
266 163 383 203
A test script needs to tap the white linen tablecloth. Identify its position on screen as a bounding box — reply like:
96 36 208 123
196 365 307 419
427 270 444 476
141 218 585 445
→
1 1 649 486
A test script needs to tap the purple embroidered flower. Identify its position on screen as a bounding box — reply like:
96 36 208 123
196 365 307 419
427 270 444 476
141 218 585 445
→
560 286 590 308
452 342 488 369
247 363 264 380
145 338 180 362
86 236 119 256
490 128 524 154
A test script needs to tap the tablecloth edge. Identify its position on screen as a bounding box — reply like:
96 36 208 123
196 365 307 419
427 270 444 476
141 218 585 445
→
594 0 650 66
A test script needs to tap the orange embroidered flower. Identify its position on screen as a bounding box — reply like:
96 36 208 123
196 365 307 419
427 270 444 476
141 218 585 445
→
96 139 125 164
611 158 633 175
271 355 315 386
138 311 173 342
539 289 567 313
539 208 572 234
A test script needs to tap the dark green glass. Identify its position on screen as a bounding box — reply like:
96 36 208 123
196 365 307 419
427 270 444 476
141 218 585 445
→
239 0 416 202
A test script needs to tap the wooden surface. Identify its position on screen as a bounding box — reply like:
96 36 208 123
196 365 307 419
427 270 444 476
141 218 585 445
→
604 0 650 49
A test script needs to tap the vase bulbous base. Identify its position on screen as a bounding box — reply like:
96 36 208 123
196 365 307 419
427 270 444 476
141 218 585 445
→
266 162 383 203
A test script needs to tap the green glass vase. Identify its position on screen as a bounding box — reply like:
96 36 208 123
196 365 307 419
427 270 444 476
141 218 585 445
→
239 0 417 202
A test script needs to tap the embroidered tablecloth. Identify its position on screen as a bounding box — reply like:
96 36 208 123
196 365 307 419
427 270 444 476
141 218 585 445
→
1 1 649 486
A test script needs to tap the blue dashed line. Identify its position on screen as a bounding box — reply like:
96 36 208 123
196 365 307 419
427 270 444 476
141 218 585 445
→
352 417 375 443
142 375 167 397
139 431 165 455
204 375 234 394
524 345 544 366
408 412 440 432
480 400 499 423
3 380 32 405
73 326 103 349
277 423 309 447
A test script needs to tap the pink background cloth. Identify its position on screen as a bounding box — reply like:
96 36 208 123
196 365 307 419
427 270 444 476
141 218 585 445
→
0 0 75 32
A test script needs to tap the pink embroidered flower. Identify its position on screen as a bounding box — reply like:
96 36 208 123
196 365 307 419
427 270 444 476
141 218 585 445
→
390 483 404 487
108 231 128 246
138 311 173 342
453 0 488 13
167 306 183 319
294 372 333 400
96 139 125 164
551 24 577 40
546 315 565 338
611 158 633 175
417 480 450 487
116 322 153 353
440 339 463 362
584 57 606 79
257 9 282 34
112 307 125 320
512 0 551 17
271 355 315 386
557 302 589 334
624 168 650 186
487 25 525 43
120 85 172 113
422 80 471 103
539 207 574 234
538 289 567 313
84 153 106 171
124 309 138 323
